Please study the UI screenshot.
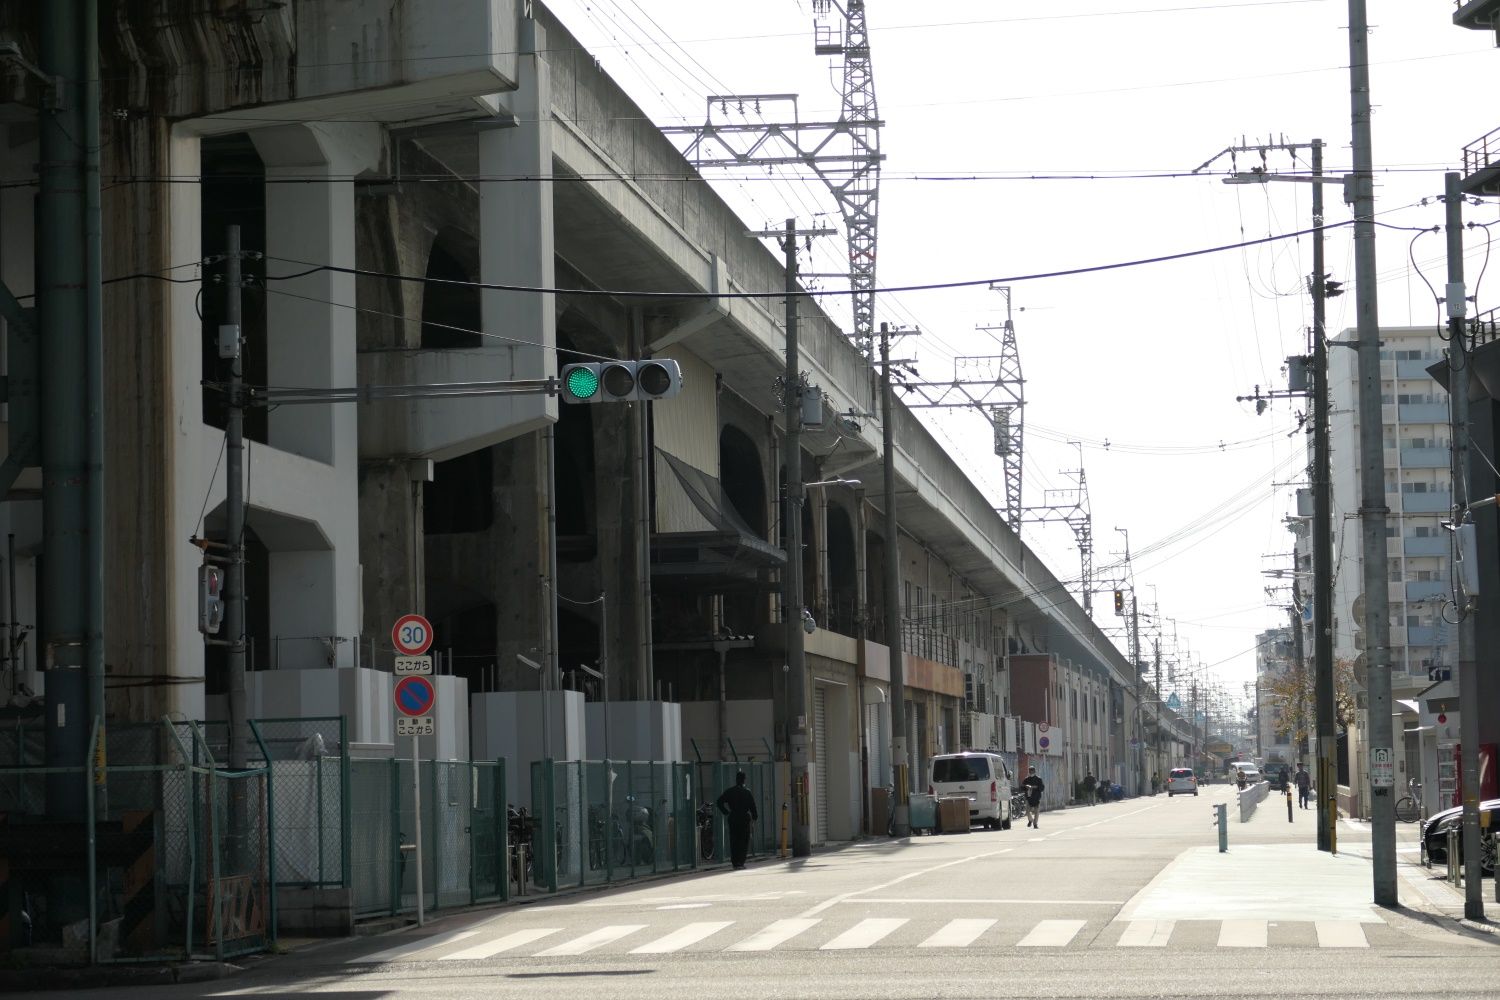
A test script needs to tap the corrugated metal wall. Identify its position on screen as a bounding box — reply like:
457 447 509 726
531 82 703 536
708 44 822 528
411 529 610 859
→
653 352 719 533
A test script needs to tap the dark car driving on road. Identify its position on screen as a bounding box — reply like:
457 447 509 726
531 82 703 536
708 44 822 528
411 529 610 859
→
1421 797 1500 875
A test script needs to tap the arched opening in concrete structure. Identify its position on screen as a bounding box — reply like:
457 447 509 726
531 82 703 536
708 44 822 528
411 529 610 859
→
719 425 766 538
718 425 765 634
825 504 857 637
419 230 482 349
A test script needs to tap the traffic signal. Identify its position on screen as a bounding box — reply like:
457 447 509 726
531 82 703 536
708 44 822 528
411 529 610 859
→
1323 273 1343 298
198 563 224 635
1113 589 1125 616
559 360 683 403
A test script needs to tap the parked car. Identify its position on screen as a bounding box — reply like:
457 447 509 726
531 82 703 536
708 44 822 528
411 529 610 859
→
1421 798 1500 875
1165 767 1198 797
928 752 1014 830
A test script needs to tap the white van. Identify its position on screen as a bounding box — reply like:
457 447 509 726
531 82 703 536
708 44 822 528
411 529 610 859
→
928 752 1014 830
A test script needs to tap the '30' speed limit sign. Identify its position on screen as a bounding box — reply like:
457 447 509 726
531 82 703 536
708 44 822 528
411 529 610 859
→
392 614 434 656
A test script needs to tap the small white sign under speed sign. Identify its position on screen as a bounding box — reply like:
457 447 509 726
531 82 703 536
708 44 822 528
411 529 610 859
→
1370 747 1394 788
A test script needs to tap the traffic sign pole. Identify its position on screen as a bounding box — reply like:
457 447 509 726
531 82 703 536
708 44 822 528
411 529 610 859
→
413 729 423 926
391 615 435 926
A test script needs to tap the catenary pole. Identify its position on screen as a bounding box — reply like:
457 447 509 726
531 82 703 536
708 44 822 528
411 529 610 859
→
1444 172 1484 919
1346 0 1396 905
1311 139 1337 854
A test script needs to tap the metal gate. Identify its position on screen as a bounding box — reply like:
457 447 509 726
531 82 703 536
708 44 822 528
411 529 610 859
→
814 686 829 844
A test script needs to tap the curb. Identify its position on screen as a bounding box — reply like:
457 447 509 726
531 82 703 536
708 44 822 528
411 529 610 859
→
0 961 237 993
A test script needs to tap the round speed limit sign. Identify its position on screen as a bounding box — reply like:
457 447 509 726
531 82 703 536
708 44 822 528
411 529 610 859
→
392 614 434 656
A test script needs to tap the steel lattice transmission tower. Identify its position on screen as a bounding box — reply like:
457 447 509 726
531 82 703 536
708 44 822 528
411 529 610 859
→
1021 443 1095 617
978 285 1024 528
662 0 883 356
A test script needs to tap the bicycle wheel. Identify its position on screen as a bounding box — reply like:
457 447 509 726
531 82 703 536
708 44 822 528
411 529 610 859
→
1394 796 1419 823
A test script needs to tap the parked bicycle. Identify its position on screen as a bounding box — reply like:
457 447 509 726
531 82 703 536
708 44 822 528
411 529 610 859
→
697 800 716 860
1395 780 1422 824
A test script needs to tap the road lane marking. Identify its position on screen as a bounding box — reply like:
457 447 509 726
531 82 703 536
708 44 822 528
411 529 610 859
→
349 929 479 964
1117 919 1173 947
1315 920 1368 948
820 917 908 950
1217 919 1267 948
798 849 1011 918
535 924 645 956
1017 919 1086 947
630 921 734 954
727 918 821 952
441 927 560 961
919 918 996 948
854 898 1123 905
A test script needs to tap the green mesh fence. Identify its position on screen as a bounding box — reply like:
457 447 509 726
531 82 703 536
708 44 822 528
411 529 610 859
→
529 759 702 891
248 719 347 889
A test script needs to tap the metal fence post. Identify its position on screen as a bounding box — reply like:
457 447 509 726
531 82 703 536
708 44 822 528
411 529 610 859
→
389 756 401 915
86 716 99 963
429 759 439 913
1216 803 1228 852
498 757 509 902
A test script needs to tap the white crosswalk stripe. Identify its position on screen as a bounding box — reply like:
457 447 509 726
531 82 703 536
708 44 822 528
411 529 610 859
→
349 914 1396 963
919 918 996 949
1117 920 1174 947
630 921 735 954
349 929 480 964
1315 920 1369 948
440 927 561 961
820 917 908 950
1017 919 1087 947
535 924 645 956
726 918 821 952
1218 920 1267 948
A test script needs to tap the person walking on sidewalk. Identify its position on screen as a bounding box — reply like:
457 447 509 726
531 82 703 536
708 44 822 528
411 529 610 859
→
1022 765 1045 828
1082 771 1097 806
1295 763 1312 810
717 770 759 869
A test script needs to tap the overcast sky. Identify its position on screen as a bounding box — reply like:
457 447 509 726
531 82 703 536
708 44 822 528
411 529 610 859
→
544 0 1499 712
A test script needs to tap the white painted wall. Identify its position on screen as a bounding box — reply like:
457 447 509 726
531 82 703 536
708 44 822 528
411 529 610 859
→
470 689 587 805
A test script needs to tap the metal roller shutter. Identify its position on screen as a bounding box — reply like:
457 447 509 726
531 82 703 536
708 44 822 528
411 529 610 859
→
814 686 829 843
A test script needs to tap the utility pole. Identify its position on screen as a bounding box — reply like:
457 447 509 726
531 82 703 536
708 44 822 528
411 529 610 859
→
756 218 835 858
1153 639 1163 781
1347 0 1396 905
223 225 249 777
1310 139 1338 855
1132 593 1142 791
881 321 913 837
1444 171 1484 919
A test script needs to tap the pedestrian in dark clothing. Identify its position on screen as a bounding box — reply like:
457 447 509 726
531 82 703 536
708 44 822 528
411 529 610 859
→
1295 763 1312 809
717 771 759 869
1022 766 1045 828
1082 771 1097 806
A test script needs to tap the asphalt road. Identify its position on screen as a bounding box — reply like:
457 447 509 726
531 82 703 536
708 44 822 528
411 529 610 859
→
26 783 1500 1000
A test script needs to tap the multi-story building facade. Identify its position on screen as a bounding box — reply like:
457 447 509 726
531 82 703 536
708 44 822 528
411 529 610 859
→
1324 326 1455 695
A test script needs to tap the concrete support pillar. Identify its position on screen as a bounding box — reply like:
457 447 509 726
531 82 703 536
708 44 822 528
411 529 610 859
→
166 127 209 721
253 123 379 667
482 12 557 691
359 460 430 668
493 435 548 689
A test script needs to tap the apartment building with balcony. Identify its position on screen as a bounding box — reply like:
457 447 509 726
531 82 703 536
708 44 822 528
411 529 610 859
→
1324 326 1457 697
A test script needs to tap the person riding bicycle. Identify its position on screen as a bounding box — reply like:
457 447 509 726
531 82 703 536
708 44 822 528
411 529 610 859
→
1022 765 1045 829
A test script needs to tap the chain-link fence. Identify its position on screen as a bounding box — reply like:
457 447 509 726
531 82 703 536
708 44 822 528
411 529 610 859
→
530 759 699 892
247 718 347 890
0 717 274 963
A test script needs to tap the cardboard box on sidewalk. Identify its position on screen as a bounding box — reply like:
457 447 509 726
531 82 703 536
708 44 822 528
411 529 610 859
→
938 796 971 833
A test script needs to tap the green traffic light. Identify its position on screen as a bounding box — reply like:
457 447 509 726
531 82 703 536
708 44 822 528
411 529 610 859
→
566 366 600 399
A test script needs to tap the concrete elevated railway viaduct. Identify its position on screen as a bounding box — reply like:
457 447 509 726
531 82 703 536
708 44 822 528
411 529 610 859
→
0 1 1172 840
